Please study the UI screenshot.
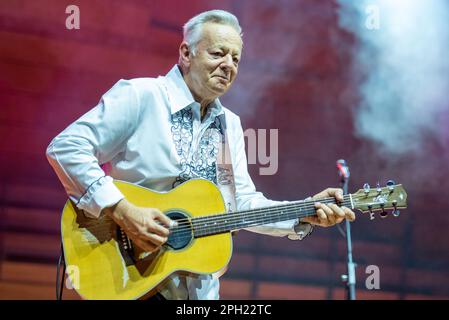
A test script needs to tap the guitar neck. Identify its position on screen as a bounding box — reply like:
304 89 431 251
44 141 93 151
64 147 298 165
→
192 195 354 237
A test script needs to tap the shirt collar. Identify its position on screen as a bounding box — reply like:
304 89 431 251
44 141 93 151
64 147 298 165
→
164 65 224 116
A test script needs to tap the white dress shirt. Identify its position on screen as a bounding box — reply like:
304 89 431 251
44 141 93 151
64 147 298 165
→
46 65 312 300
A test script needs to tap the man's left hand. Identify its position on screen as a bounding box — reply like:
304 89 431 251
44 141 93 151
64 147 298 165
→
301 188 355 227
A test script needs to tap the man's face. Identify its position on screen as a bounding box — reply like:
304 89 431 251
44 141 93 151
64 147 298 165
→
187 23 243 100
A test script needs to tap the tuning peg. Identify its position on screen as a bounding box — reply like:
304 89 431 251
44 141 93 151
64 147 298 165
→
392 202 400 217
363 183 370 195
387 180 395 192
368 205 375 220
379 204 388 218
376 182 382 194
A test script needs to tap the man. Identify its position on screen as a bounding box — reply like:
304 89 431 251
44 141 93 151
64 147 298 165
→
46 10 355 300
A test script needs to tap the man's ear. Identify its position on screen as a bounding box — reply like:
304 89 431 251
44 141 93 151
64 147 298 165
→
179 41 191 68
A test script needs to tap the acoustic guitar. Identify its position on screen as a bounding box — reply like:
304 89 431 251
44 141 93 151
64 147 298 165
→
61 178 407 299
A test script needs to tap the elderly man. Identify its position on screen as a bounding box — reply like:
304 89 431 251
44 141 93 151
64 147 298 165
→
47 9 355 300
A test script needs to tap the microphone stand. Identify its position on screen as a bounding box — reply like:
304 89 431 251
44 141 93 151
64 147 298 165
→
337 160 357 300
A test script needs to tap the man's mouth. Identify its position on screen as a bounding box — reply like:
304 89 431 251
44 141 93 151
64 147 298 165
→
214 75 229 81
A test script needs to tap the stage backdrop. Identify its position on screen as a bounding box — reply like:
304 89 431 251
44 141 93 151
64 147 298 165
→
1 0 448 299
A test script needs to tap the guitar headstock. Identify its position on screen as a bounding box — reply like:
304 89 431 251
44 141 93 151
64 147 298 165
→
352 180 407 220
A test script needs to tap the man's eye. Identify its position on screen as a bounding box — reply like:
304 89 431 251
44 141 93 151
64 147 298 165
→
211 52 222 57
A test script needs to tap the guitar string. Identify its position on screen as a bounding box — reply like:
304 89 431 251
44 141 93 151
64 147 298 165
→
167 191 396 238
167 197 345 232
172 209 397 240
115 196 352 243
169 190 396 231
169 204 350 239
169 195 354 228
167 198 355 238
168 195 353 228
119 191 395 243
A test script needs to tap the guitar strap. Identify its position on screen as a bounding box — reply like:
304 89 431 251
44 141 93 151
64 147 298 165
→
216 114 237 213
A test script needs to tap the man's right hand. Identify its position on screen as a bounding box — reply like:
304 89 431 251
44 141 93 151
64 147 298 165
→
103 199 175 253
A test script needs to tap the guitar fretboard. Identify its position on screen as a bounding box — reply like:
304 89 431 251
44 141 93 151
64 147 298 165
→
191 196 353 237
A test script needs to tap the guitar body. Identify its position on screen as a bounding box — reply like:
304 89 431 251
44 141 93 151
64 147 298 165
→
61 179 231 300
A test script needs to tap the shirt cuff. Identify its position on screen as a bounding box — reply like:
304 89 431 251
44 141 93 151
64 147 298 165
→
76 176 125 218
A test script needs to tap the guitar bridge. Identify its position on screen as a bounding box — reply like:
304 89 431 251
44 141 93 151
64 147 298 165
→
117 226 136 266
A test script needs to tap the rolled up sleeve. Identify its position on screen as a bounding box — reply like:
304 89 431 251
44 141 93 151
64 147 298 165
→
46 79 140 218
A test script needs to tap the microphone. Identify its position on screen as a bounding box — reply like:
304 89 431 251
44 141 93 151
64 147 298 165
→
336 159 350 179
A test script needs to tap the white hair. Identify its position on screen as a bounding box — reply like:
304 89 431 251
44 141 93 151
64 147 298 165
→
183 9 242 55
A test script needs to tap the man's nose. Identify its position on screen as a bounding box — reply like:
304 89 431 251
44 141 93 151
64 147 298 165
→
220 54 234 70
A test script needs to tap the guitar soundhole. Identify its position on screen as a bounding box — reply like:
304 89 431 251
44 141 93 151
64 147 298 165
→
165 211 193 250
